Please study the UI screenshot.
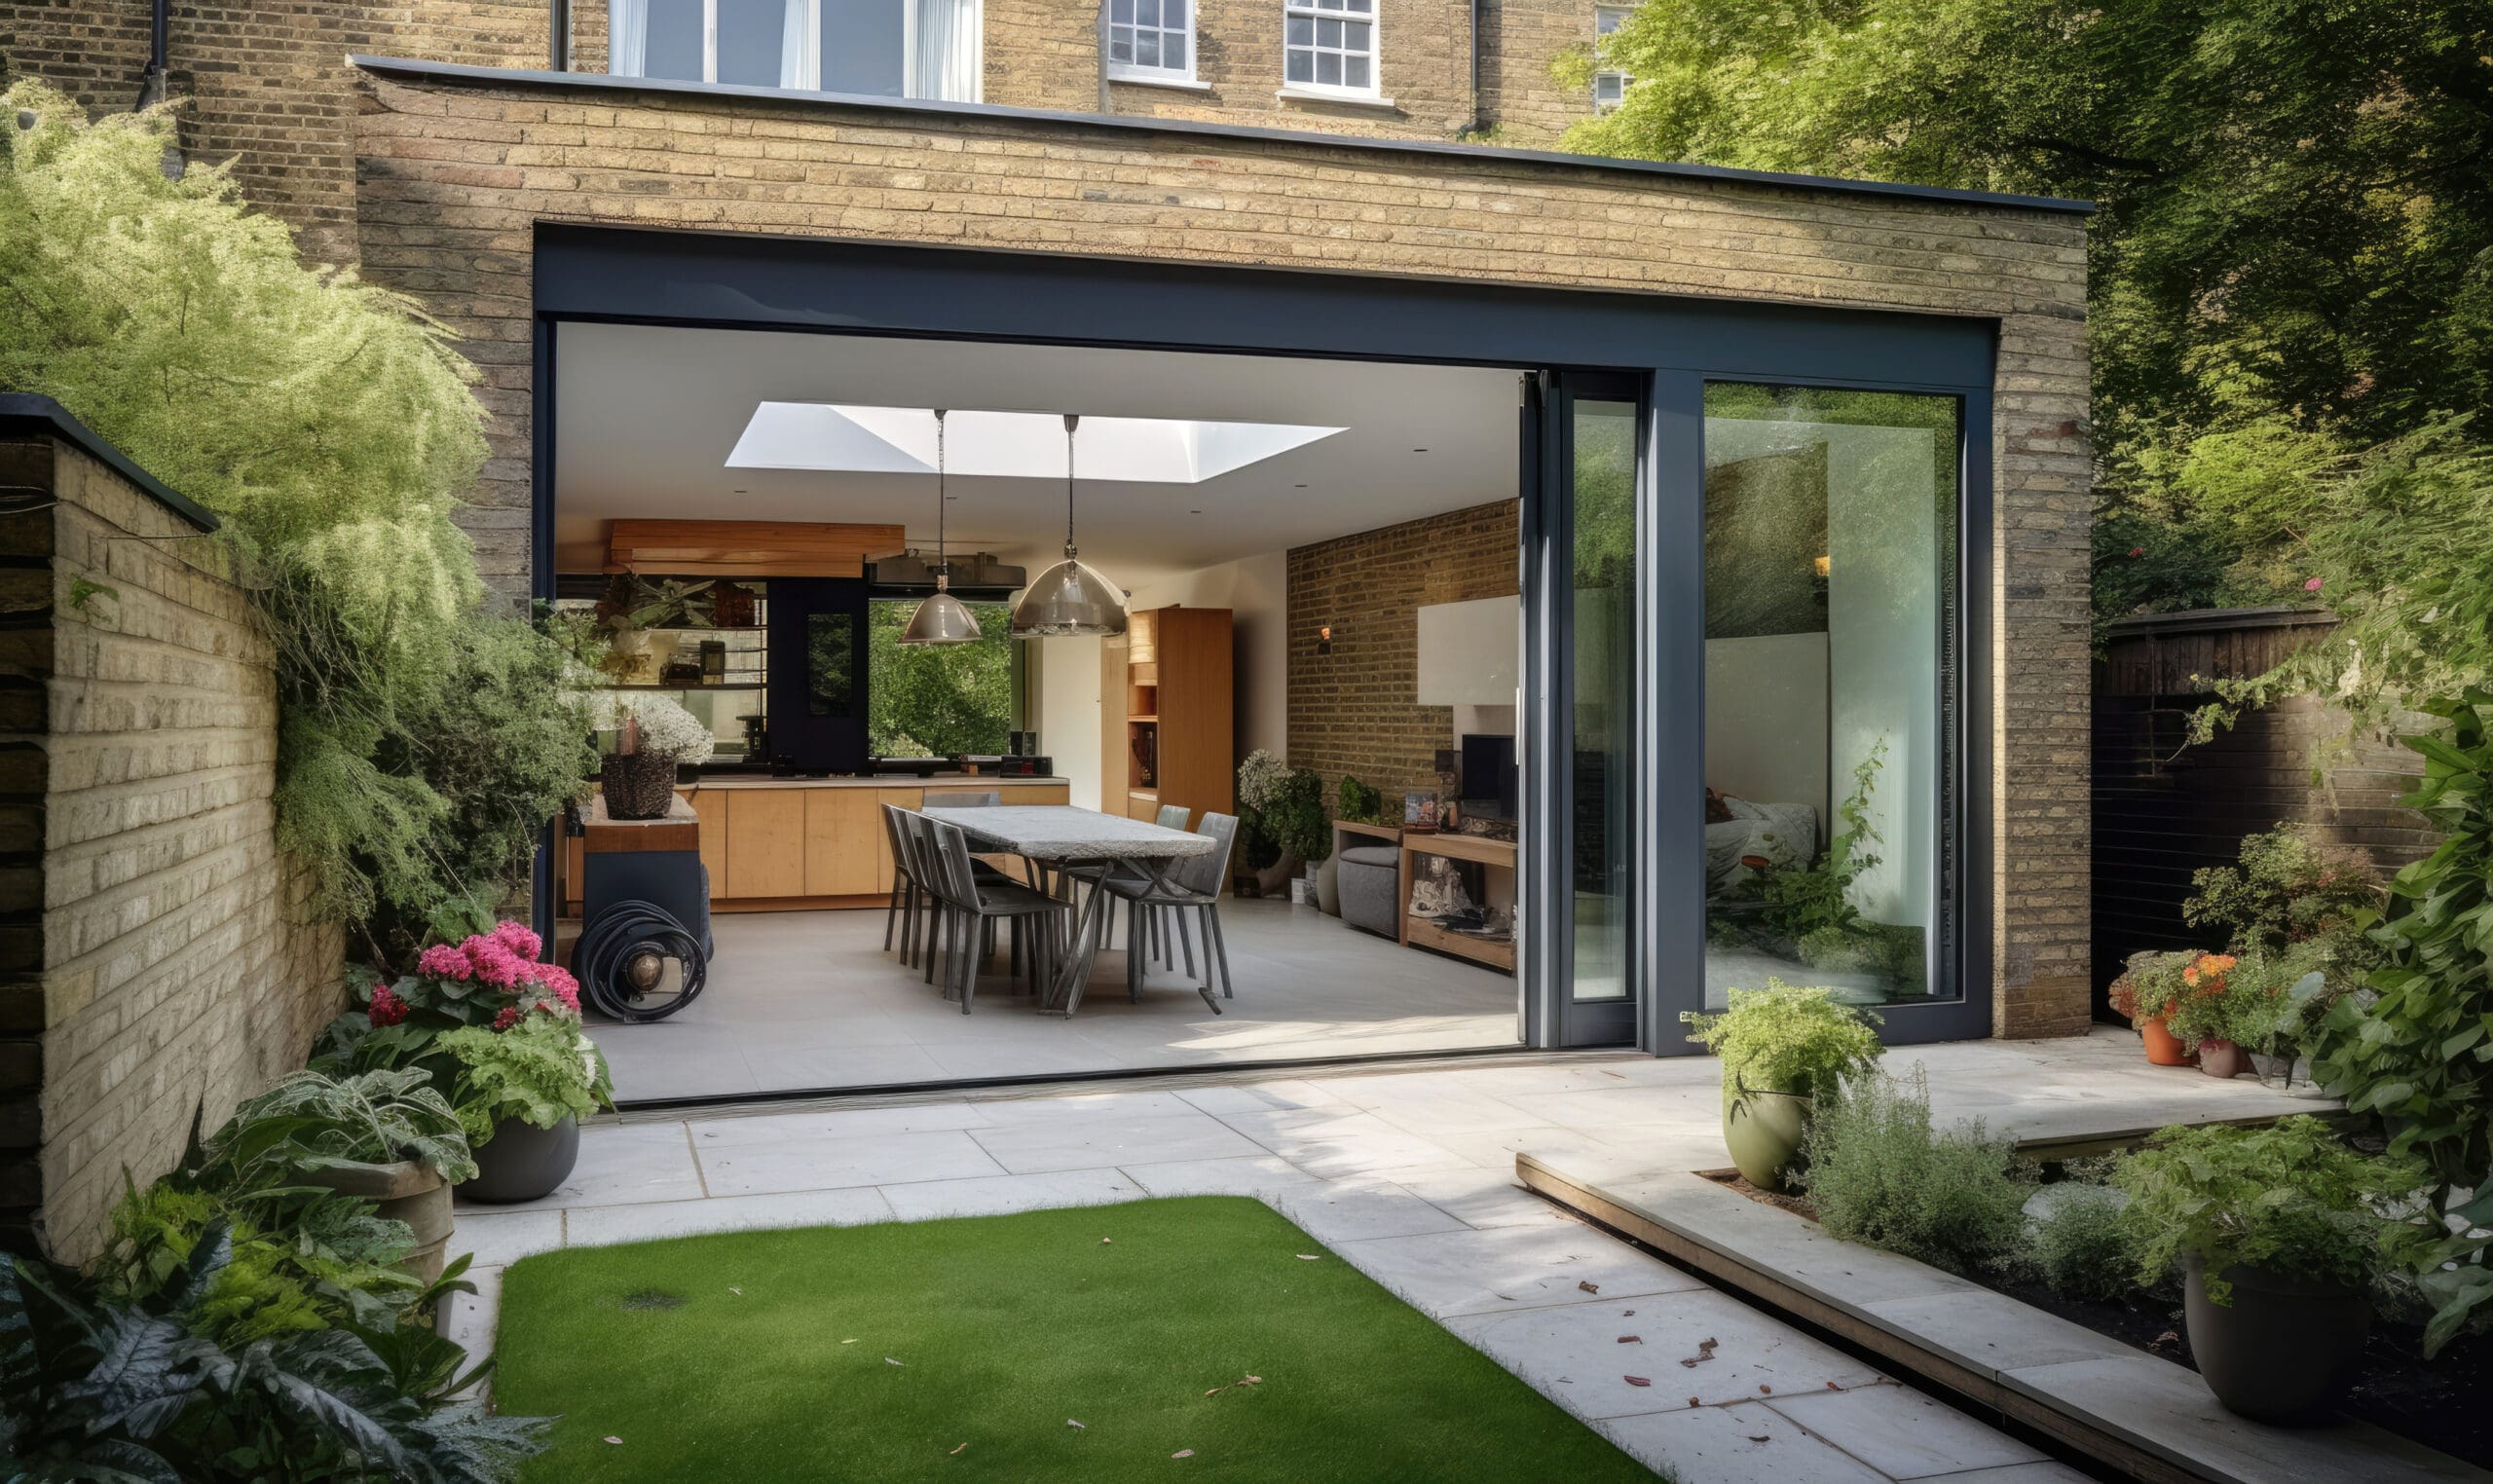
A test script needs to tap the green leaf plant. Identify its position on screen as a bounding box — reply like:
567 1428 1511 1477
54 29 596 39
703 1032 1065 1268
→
2308 690 2493 1353
1682 979 1883 1104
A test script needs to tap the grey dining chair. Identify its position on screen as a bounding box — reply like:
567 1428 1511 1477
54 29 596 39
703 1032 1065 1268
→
1093 801 1198 959
879 801 921 964
1104 811 1240 1007
917 816 1067 1013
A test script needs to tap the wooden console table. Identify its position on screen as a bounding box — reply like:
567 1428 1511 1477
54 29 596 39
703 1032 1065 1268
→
1397 832 1518 973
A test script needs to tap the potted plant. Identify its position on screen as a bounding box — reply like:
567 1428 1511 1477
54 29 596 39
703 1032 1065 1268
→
2108 948 2203 1066
1236 750 1297 897
1682 980 1882 1193
201 1067 475 1284
2116 1117 2427 1423
322 920 613 1203
597 692 716 819
2173 944 2336 1086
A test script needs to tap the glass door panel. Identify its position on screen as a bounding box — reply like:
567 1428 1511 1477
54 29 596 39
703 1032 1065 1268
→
1699 384 1961 1014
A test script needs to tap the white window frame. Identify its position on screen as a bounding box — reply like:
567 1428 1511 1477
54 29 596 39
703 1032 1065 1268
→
1591 5 1632 113
627 0 983 102
1280 0 1380 100
1104 0 1198 85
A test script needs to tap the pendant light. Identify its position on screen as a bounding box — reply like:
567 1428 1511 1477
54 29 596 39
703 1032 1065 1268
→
899 408 983 646
1010 413 1129 638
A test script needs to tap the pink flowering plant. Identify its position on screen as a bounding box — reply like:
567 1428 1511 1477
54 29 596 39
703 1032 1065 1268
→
313 919 612 1142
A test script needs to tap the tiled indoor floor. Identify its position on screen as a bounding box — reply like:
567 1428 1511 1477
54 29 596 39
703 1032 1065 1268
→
590 897 1519 1102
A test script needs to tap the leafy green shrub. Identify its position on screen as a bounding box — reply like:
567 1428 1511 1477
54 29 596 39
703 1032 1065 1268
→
2304 693 2493 1352
1800 1066 2031 1274
0 84 588 944
1682 979 1882 1101
5 1235 545 1482
1338 775 1389 825
2019 1168 2138 1304
1268 767 1331 865
2106 947 2203 1024
205 1068 476 1188
1745 738 1886 946
439 1016 614 1143
2115 1117 2428 1306
2186 825 2385 969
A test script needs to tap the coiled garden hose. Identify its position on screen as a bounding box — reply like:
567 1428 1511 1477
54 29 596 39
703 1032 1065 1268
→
572 899 708 1023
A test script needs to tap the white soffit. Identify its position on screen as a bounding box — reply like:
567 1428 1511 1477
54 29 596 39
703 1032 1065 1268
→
727 403 1346 483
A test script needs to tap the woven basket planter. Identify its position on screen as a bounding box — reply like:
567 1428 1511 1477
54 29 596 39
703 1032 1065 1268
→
601 751 679 819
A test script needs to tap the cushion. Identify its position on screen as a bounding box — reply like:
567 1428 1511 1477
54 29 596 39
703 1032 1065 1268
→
1339 845 1400 870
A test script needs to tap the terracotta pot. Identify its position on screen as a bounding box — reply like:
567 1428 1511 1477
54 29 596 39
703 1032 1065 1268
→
2196 1037 2253 1079
298 1158 452 1285
458 1114 579 1205
2140 1013 2197 1066
2183 1256 2370 1424
1723 1087 1812 1194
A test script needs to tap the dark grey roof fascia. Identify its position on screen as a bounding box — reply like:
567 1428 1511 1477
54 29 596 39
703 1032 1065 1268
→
0 394 220 532
348 54 2095 217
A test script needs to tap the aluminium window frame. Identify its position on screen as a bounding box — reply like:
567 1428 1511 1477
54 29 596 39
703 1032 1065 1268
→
1103 0 1199 85
1281 0 1381 99
1591 5 1631 114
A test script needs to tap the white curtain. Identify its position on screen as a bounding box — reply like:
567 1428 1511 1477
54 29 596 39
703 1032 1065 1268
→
912 0 980 101
780 0 810 87
609 0 650 76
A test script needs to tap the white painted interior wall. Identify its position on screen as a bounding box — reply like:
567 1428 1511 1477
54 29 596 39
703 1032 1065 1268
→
1027 549 1290 809
1702 633 1832 837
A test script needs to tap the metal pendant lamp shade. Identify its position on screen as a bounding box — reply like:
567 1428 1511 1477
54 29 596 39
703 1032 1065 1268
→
900 409 984 646
1012 414 1129 639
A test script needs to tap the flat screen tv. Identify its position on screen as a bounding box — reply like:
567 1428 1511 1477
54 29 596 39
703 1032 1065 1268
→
1459 732 1518 821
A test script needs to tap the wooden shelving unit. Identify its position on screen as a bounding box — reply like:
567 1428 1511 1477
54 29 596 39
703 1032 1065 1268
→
1123 606 1233 830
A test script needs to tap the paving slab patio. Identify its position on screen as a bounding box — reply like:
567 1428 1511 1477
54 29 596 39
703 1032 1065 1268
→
449 1035 2326 1482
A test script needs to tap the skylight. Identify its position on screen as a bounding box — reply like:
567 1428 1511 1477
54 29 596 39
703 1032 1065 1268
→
726 404 1344 483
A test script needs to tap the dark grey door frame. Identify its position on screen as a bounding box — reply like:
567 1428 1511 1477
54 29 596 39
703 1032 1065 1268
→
531 224 2001 1053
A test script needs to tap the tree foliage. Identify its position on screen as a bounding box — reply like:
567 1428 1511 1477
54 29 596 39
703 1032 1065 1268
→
866 598 1015 757
0 85 590 948
1562 0 2493 621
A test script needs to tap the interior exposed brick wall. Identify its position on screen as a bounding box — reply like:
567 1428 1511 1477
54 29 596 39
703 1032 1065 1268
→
0 425 342 1262
1286 501 1517 803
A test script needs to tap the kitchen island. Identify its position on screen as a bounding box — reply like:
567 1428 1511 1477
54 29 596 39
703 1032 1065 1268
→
560 774 1069 914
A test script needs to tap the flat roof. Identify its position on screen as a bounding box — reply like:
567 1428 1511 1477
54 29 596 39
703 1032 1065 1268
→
349 55 2094 218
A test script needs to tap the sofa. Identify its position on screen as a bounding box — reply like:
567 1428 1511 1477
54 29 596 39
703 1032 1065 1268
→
1337 845 1401 940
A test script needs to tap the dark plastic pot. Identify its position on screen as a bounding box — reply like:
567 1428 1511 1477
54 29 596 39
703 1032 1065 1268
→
299 1159 452 1284
2196 1038 2252 1079
2183 1255 2371 1423
458 1115 580 1205
1724 1087 1812 1194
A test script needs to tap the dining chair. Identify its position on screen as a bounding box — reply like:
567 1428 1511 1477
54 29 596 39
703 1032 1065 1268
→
879 801 922 963
1091 802 1195 959
1105 811 1240 1005
922 817 1067 1014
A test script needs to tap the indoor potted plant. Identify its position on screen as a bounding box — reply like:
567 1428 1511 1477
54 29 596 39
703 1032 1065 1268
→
202 1066 476 1284
1236 749 1298 898
1682 980 1882 1193
2116 1117 2427 1423
2108 948 2201 1066
597 692 716 819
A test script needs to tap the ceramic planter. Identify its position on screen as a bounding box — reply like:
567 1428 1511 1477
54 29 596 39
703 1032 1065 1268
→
299 1158 452 1284
2183 1255 2371 1423
459 1114 580 1205
2140 1013 2197 1066
1723 1087 1812 1194
2196 1037 2252 1079
1251 851 1300 900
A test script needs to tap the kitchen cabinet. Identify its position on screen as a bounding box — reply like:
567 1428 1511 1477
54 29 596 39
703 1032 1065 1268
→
725 788 806 898
804 788 884 897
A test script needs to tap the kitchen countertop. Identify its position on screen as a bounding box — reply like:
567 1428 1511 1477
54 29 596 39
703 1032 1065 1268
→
680 773 1066 792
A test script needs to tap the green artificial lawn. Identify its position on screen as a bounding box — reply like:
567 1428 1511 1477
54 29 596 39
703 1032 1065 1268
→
493 1196 1656 1482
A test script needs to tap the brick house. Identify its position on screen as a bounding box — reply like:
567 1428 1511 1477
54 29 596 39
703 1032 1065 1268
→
1 1 2092 1104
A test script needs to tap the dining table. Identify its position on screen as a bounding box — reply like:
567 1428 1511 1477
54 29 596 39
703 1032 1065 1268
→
920 804 1219 1017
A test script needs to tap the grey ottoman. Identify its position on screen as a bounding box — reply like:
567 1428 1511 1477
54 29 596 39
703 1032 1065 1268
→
1337 845 1401 940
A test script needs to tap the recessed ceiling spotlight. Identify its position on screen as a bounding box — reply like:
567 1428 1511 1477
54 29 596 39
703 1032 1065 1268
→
1412 447 1429 454
1294 483 1309 489
1190 508 1203 515
731 488 747 494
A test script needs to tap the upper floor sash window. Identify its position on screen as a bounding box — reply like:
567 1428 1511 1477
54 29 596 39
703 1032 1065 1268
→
610 0 980 102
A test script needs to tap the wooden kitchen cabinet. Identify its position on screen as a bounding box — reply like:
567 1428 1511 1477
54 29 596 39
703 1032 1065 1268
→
688 787 729 895
804 788 884 897
725 788 806 898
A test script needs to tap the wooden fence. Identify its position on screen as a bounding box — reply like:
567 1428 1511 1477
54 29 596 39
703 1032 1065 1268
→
2089 608 2435 1021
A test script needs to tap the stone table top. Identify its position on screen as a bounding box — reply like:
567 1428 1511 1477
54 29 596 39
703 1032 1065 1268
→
921 805 1216 861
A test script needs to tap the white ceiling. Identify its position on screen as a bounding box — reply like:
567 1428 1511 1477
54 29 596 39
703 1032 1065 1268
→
553 324 1520 589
